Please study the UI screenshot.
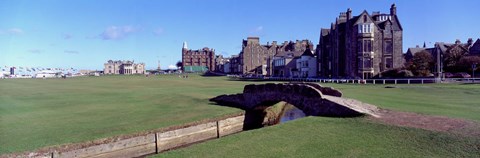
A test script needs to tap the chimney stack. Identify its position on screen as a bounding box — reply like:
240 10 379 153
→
390 3 397 15
346 8 352 20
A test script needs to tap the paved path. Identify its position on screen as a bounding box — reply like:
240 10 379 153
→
323 95 381 117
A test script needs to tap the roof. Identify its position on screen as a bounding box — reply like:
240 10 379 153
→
301 49 314 57
435 42 454 53
321 29 330 36
407 47 426 55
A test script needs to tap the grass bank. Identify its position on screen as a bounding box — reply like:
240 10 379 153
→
321 83 480 121
0 75 254 154
2 75 479 155
154 117 480 158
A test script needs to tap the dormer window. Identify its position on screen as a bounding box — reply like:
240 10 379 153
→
377 15 391 21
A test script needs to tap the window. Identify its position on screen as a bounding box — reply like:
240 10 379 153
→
363 57 372 68
358 23 374 33
385 57 393 69
362 40 372 52
385 40 393 54
358 40 363 52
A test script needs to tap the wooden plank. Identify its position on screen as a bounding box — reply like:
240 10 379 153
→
157 122 218 152
89 143 156 158
55 134 155 158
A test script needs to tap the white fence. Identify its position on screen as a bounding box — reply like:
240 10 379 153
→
262 77 480 84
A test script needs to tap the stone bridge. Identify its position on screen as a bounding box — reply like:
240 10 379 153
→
210 83 379 117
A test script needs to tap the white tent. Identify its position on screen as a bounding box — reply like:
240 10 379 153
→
0 71 9 78
35 70 59 78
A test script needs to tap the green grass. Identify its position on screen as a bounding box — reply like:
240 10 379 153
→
1 75 480 155
321 83 480 121
0 75 257 154
154 117 480 158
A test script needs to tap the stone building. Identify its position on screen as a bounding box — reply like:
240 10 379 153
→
214 55 230 73
272 51 302 78
296 48 317 78
181 42 216 72
404 43 434 63
236 37 312 76
469 38 480 56
317 4 404 79
228 55 241 74
104 60 145 75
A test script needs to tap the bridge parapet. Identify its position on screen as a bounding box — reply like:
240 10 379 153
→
210 83 379 117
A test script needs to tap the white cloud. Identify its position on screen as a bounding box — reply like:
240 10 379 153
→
254 26 263 32
0 28 24 35
8 28 24 35
153 28 164 36
64 50 79 54
168 65 177 69
99 26 137 40
63 33 73 39
28 49 43 54
249 26 265 37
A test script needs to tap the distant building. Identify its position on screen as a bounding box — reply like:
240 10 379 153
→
317 4 404 79
272 52 298 78
404 44 434 63
296 48 317 78
229 55 241 74
79 70 95 75
468 38 480 56
235 37 312 76
181 42 216 72
103 60 145 75
35 70 59 78
214 55 230 73
10 67 15 75
407 38 478 77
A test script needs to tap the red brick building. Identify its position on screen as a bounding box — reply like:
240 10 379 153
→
181 42 216 72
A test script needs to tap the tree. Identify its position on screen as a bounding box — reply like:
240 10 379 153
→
408 50 433 76
443 46 468 72
458 56 480 72
378 68 413 78
176 61 183 69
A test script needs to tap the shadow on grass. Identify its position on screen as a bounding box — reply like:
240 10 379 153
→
200 71 226 77
461 82 480 85
226 77 275 82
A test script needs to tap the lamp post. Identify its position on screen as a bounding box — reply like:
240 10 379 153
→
473 63 477 83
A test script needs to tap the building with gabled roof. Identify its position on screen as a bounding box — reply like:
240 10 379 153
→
317 4 404 79
104 60 145 75
181 42 216 72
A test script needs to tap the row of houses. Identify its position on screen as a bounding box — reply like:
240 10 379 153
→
183 4 402 79
182 4 479 79
405 38 480 76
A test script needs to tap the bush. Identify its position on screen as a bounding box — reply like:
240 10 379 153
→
377 68 414 78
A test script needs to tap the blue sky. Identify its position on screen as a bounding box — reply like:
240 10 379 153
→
0 0 479 70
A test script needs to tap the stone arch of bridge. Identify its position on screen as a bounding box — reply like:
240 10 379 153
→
210 83 366 130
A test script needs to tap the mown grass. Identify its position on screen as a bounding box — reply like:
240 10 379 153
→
0 75 256 154
321 83 480 121
2 75 480 156
154 117 480 158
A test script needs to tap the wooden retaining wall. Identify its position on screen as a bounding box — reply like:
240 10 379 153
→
6 115 245 158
